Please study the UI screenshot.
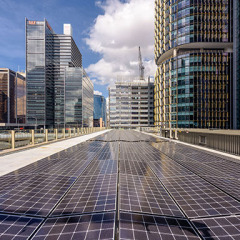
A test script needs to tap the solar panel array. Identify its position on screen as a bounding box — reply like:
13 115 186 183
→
0 129 239 239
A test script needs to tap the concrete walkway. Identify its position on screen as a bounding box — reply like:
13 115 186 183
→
0 129 110 176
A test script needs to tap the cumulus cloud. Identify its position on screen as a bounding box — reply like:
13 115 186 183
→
85 0 156 86
94 90 103 95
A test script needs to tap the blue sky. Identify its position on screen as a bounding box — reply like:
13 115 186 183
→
0 0 155 98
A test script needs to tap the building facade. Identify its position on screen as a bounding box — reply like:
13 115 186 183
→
109 79 154 128
0 68 26 124
26 19 93 128
154 0 234 129
94 94 106 127
233 1 240 129
82 70 93 128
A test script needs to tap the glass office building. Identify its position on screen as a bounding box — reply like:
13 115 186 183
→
82 70 93 128
233 1 240 129
109 78 154 128
26 19 93 128
154 0 234 129
94 94 106 127
0 68 26 124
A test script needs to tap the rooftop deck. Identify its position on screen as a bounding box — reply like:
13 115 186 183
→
0 130 239 239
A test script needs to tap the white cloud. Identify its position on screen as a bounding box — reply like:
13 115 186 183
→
85 0 156 86
94 90 103 95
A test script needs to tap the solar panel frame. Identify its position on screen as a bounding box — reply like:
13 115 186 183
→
51 174 117 217
119 212 201 240
0 214 43 239
119 174 184 217
82 160 118 176
32 212 116 240
120 160 155 177
0 174 76 217
192 215 240 240
160 175 240 218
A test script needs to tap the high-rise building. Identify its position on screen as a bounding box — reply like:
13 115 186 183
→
82 70 93 128
26 19 93 128
109 78 154 128
0 68 26 124
233 1 240 129
154 0 234 129
93 94 106 127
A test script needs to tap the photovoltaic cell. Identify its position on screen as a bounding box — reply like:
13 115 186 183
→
51 174 117 217
0 214 43 239
0 174 76 217
192 216 240 240
119 212 200 240
120 174 184 217
160 176 240 218
32 212 115 240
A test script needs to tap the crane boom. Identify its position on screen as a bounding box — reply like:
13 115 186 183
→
138 46 145 80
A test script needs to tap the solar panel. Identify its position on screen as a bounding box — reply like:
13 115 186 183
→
192 216 240 240
82 160 118 176
199 176 240 201
160 175 240 218
148 160 194 179
119 212 200 240
201 160 240 179
0 173 36 197
33 212 115 240
0 214 43 239
178 161 230 178
120 160 154 176
1 129 240 240
41 160 91 177
51 174 117 217
0 174 76 217
120 174 184 217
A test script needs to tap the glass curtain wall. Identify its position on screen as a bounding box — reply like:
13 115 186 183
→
154 0 233 129
82 70 93 127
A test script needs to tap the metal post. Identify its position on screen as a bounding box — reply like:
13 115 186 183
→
62 128 65 139
73 127 76 136
77 128 80 135
55 129 58 140
31 129 35 145
45 129 48 143
11 130 15 149
175 129 178 139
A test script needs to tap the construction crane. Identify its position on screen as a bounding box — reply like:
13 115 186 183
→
138 46 145 80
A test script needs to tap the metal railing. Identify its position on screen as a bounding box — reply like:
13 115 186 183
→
0 127 106 152
141 127 240 156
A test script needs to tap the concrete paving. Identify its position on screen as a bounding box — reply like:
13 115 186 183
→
0 129 110 176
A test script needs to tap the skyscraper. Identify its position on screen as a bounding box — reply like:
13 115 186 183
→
26 19 93 128
154 0 234 129
233 1 240 129
94 94 106 127
109 77 154 128
0 68 26 124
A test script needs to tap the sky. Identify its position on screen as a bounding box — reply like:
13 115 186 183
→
0 0 156 97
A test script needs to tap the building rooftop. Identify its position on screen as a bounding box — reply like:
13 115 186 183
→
0 130 239 239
